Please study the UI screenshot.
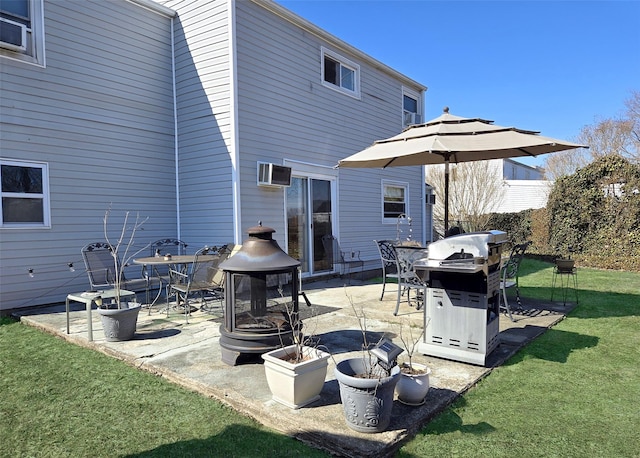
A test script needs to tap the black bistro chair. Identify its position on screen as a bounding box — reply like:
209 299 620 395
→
499 241 531 321
374 240 399 300
81 242 149 296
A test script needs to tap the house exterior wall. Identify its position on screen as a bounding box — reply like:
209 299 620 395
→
502 158 544 180
0 0 177 310
164 0 236 248
234 0 427 268
500 180 552 213
426 158 552 222
1 0 427 310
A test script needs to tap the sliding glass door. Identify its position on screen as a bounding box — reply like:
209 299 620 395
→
286 176 334 276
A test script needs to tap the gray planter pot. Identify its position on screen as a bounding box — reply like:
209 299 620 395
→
334 358 401 433
97 303 141 342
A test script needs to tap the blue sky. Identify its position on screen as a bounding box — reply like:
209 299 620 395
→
277 1 640 167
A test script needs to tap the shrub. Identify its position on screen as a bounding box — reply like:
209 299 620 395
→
486 155 640 271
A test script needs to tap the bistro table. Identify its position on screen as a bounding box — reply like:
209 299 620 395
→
66 289 136 341
133 254 220 309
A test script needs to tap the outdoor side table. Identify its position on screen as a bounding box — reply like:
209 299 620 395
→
66 289 136 341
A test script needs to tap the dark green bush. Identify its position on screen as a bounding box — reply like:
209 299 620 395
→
486 154 640 271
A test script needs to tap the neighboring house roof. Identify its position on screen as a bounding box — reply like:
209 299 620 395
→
502 158 544 180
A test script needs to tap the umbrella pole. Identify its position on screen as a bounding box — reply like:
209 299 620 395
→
444 159 450 235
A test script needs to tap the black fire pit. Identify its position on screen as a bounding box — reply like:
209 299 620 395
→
218 222 300 365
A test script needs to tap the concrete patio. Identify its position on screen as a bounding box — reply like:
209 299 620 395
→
15 278 573 458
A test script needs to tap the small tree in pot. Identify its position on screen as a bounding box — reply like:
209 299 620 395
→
96 207 150 341
395 318 431 406
334 292 403 433
261 289 331 409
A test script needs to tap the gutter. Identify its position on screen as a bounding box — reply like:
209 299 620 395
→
126 0 176 17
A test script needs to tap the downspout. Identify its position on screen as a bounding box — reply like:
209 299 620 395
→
229 0 242 244
170 16 181 239
421 165 427 243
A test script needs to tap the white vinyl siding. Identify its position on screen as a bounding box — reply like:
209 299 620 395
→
163 0 236 248
234 0 426 260
499 180 552 213
0 0 175 310
0 0 427 310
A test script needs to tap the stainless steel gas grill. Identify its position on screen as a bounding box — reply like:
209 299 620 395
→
414 230 508 366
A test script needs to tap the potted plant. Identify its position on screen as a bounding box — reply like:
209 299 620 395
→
334 293 402 433
96 207 149 342
394 318 431 406
555 246 576 272
261 293 331 409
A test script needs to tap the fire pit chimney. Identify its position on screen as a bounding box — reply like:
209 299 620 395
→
219 222 301 365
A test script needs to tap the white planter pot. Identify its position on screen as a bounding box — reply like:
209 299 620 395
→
395 362 431 406
262 345 330 409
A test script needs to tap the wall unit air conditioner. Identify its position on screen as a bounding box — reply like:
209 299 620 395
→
257 162 292 187
0 18 27 52
404 111 422 126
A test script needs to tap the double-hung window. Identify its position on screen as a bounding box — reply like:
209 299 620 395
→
321 47 360 98
0 0 45 66
382 181 408 222
403 88 422 127
1 159 50 228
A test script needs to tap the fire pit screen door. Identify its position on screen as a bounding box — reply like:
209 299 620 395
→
219 223 300 366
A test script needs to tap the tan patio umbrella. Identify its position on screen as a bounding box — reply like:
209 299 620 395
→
338 108 588 233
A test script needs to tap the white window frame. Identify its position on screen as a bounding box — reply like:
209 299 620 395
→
0 0 46 67
402 86 422 127
321 47 360 99
382 180 409 223
0 159 51 228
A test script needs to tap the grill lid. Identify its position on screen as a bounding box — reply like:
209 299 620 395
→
427 230 507 261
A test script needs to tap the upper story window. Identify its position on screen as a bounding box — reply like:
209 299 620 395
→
0 0 45 66
321 47 360 98
1 159 50 228
382 181 408 222
403 88 422 127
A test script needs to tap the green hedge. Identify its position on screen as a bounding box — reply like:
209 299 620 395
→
484 155 640 272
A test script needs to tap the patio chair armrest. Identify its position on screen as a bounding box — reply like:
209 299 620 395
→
168 268 189 285
87 267 113 288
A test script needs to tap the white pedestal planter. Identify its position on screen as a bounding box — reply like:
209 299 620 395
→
395 363 431 406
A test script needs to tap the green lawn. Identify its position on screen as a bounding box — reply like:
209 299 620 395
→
1 260 638 457
400 260 640 457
